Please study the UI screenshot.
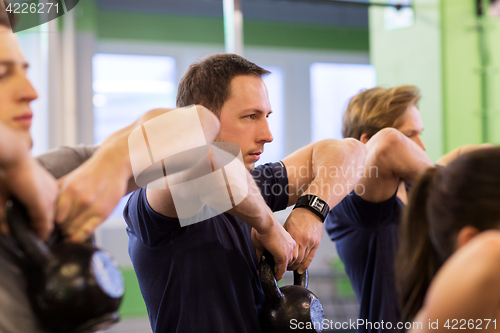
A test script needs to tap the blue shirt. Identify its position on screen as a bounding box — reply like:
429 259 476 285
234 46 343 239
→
123 162 289 333
325 190 403 333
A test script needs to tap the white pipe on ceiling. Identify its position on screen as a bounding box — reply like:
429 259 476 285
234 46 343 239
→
223 0 244 55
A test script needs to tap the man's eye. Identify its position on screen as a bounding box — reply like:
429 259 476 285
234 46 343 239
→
245 114 255 120
0 66 8 78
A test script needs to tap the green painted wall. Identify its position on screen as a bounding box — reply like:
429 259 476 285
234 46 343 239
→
74 0 368 51
369 0 443 162
370 0 500 159
439 0 500 149
441 0 482 150
485 4 500 144
120 268 148 317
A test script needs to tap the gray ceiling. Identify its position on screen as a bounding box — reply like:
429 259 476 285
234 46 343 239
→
96 0 368 27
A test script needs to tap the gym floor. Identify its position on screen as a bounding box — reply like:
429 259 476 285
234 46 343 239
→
105 318 151 333
104 318 356 333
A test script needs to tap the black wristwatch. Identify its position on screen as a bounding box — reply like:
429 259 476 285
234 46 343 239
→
292 194 330 223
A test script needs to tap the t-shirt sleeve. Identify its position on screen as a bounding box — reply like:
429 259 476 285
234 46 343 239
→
251 162 289 212
126 162 289 246
325 189 402 240
123 188 180 247
36 145 98 179
344 190 400 226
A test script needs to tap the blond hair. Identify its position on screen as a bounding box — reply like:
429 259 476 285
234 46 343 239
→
342 85 420 140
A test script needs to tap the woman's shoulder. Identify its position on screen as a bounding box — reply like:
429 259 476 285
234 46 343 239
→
425 230 500 305
412 231 500 332
460 230 500 264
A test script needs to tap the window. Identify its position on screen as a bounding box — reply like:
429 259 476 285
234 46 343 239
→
92 53 177 144
310 63 376 142
92 53 177 217
259 65 286 165
18 31 49 156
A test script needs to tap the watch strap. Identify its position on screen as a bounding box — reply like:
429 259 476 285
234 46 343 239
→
292 194 330 223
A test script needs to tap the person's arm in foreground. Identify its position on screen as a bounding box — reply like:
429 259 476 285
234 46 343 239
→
0 123 57 239
409 231 500 333
282 138 367 273
147 147 295 281
436 143 495 166
359 128 434 204
56 105 220 242
233 171 296 280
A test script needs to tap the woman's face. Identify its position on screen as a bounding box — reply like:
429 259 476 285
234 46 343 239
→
396 105 426 151
0 26 37 144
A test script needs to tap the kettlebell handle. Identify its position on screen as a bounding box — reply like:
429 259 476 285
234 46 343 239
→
259 251 285 309
6 197 54 268
293 269 308 289
259 251 309 308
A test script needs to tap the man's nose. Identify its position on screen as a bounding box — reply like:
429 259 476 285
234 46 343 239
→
258 119 274 144
415 136 426 151
15 72 38 103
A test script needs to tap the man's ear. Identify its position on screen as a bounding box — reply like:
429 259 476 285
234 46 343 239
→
456 226 481 249
360 133 370 144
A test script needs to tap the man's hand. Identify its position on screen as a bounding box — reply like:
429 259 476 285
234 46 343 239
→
1 156 57 239
283 208 323 274
281 138 367 275
55 147 131 242
251 219 295 281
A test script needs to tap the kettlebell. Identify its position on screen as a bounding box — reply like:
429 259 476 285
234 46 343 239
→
259 251 325 333
5 197 124 333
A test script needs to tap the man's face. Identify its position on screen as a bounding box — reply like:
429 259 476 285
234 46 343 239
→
396 105 426 151
216 75 274 171
0 26 37 144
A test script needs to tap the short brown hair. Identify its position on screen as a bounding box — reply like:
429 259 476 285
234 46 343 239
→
342 85 420 140
0 1 18 29
176 53 270 116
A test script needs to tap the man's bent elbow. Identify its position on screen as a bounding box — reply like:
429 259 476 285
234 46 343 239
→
337 138 367 162
371 128 406 161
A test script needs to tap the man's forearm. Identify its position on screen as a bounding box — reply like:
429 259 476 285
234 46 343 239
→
101 106 221 193
309 138 366 207
284 138 367 207
371 128 433 181
226 170 276 234
84 108 184 194
281 138 366 273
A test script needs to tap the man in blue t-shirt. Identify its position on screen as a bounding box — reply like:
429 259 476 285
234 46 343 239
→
325 86 434 332
123 54 367 333
326 87 492 333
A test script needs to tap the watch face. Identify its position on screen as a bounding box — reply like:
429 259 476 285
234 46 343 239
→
311 197 325 211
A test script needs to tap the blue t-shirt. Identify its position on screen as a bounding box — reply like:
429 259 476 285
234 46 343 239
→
325 190 403 333
123 162 289 333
